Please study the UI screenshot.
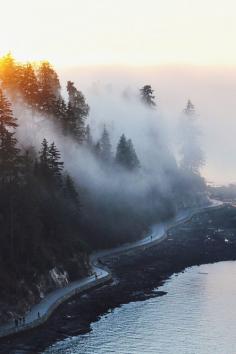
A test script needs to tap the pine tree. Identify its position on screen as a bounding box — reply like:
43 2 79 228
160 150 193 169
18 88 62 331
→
180 100 204 174
54 97 67 122
126 139 140 170
65 101 79 137
39 138 49 166
140 85 156 107
0 90 20 182
116 134 140 170
116 134 127 167
65 81 89 142
48 142 64 181
183 99 195 116
38 138 50 182
0 53 20 93
0 89 17 128
18 63 39 110
84 124 93 148
0 124 20 183
38 139 64 186
100 126 112 162
37 61 61 114
94 141 102 158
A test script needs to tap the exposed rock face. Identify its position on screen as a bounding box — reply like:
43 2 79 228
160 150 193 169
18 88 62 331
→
0 253 90 325
49 267 69 288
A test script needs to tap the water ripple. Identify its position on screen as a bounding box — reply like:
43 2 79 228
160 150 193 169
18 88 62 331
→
43 261 236 354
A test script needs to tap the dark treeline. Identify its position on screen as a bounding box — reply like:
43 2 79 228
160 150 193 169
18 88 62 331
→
0 53 206 319
0 87 89 310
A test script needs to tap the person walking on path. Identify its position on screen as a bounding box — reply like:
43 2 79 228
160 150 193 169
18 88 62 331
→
38 312 40 319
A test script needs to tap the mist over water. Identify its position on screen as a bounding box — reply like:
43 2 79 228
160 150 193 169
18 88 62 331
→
59 64 236 184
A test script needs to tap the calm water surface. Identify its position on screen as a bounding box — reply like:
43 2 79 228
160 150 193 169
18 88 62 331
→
43 261 236 354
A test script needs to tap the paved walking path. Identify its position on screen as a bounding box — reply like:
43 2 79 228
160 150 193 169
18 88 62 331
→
0 199 223 339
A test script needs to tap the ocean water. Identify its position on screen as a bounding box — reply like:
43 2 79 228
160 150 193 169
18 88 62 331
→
43 261 236 354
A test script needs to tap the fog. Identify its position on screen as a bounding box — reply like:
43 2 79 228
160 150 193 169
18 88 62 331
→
59 64 236 184
14 87 179 206
8 62 209 246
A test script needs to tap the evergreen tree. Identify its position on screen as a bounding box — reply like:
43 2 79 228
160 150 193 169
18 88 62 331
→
65 81 89 142
39 138 49 166
38 139 64 186
0 53 20 93
37 61 61 114
18 63 39 109
184 99 195 116
94 141 102 158
84 124 93 148
0 89 17 128
180 100 204 174
116 134 127 166
38 138 50 182
0 90 20 182
100 126 112 162
48 142 64 181
0 124 20 183
140 85 156 107
65 101 79 137
126 139 140 170
54 97 67 122
116 134 140 170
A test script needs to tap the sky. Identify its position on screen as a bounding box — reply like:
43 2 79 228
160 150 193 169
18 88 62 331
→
1 0 236 184
1 0 236 67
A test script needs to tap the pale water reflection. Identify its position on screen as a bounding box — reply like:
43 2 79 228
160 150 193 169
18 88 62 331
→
43 261 236 354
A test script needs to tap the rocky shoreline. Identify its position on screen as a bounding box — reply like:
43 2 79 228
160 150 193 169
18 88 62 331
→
1 204 236 353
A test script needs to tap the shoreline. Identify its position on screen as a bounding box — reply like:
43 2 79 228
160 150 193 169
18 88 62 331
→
0 200 223 340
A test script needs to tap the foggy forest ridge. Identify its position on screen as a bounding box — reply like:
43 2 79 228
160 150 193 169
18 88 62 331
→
0 53 208 323
59 63 236 185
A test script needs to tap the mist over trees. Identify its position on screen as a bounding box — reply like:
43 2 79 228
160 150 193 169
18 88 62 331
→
99 126 112 162
116 134 140 170
140 85 156 107
180 99 205 174
0 53 208 304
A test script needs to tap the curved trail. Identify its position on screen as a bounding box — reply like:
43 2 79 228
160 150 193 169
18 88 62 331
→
0 200 223 339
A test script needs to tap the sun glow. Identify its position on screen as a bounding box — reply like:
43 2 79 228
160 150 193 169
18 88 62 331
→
0 0 236 68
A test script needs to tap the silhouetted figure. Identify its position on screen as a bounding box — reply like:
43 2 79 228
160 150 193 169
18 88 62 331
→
38 312 40 319
14 318 18 327
95 273 98 279
23 316 25 325
150 235 153 241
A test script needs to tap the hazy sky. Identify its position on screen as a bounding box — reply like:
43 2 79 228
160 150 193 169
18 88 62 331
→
1 0 236 67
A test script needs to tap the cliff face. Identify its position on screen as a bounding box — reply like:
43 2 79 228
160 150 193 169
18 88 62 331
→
0 252 90 325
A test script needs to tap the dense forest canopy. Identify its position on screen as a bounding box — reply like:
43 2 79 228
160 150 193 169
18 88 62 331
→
0 53 207 315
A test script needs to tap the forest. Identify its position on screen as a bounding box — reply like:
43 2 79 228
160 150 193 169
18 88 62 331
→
0 53 207 320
